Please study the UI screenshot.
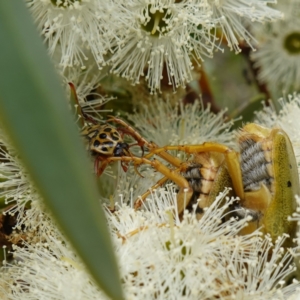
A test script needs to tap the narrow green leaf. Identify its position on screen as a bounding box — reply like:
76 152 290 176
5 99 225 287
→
0 2 123 299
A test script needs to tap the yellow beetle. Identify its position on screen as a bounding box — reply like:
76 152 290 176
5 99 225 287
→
106 118 299 246
237 123 299 247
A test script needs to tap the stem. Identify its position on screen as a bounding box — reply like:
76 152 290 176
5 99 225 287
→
240 44 271 105
182 66 221 114
166 210 175 245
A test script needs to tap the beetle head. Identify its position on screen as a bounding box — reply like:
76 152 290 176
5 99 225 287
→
113 142 130 157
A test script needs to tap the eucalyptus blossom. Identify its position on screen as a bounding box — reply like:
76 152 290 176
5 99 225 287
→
251 0 300 94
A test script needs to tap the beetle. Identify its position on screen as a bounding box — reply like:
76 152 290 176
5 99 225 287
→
81 123 132 175
103 118 300 247
80 116 172 176
68 83 149 175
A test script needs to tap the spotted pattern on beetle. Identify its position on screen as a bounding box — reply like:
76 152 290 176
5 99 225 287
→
82 124 123 156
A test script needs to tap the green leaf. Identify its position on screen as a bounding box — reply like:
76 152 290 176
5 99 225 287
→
0 2 124 299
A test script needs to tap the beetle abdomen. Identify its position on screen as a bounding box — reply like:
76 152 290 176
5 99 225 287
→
184 164 208 193
240 138 274 192
182 153 232 216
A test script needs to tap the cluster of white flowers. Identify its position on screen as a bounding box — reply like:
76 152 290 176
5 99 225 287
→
251 0 300 96
27 0 283 92
127 99 236 147
27 0 112 70
108 189 299 299
0 130 40 231
2 184 300 299
1 95 300 298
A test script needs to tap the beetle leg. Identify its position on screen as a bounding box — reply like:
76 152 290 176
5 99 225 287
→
127 150 144 178
106 116 183 167
133 162 144 178
120 161 128 173
127 142 145 156
100 157 189 190
134 165 184 209
69 83 99 127
107 116 149 152
141 146 182 168
99 156 193 215
146 143 245 201
96 158 108 177
134 176 170 209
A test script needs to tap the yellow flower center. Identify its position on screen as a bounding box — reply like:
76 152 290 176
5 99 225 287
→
50 0 81 8
142 6 171 36
284 32 300 55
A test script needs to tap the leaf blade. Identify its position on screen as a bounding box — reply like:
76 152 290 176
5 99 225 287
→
0 2 123 299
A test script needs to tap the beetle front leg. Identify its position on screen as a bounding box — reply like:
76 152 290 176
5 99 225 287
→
141 145 182 168
146 143 245 201
106 115 149 153
134 165 184 210
134 175 170 210
100 156 193 215
106 116 182 167
95 158 108 177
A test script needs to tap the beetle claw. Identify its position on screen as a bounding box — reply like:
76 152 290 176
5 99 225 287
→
134 164 144 178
